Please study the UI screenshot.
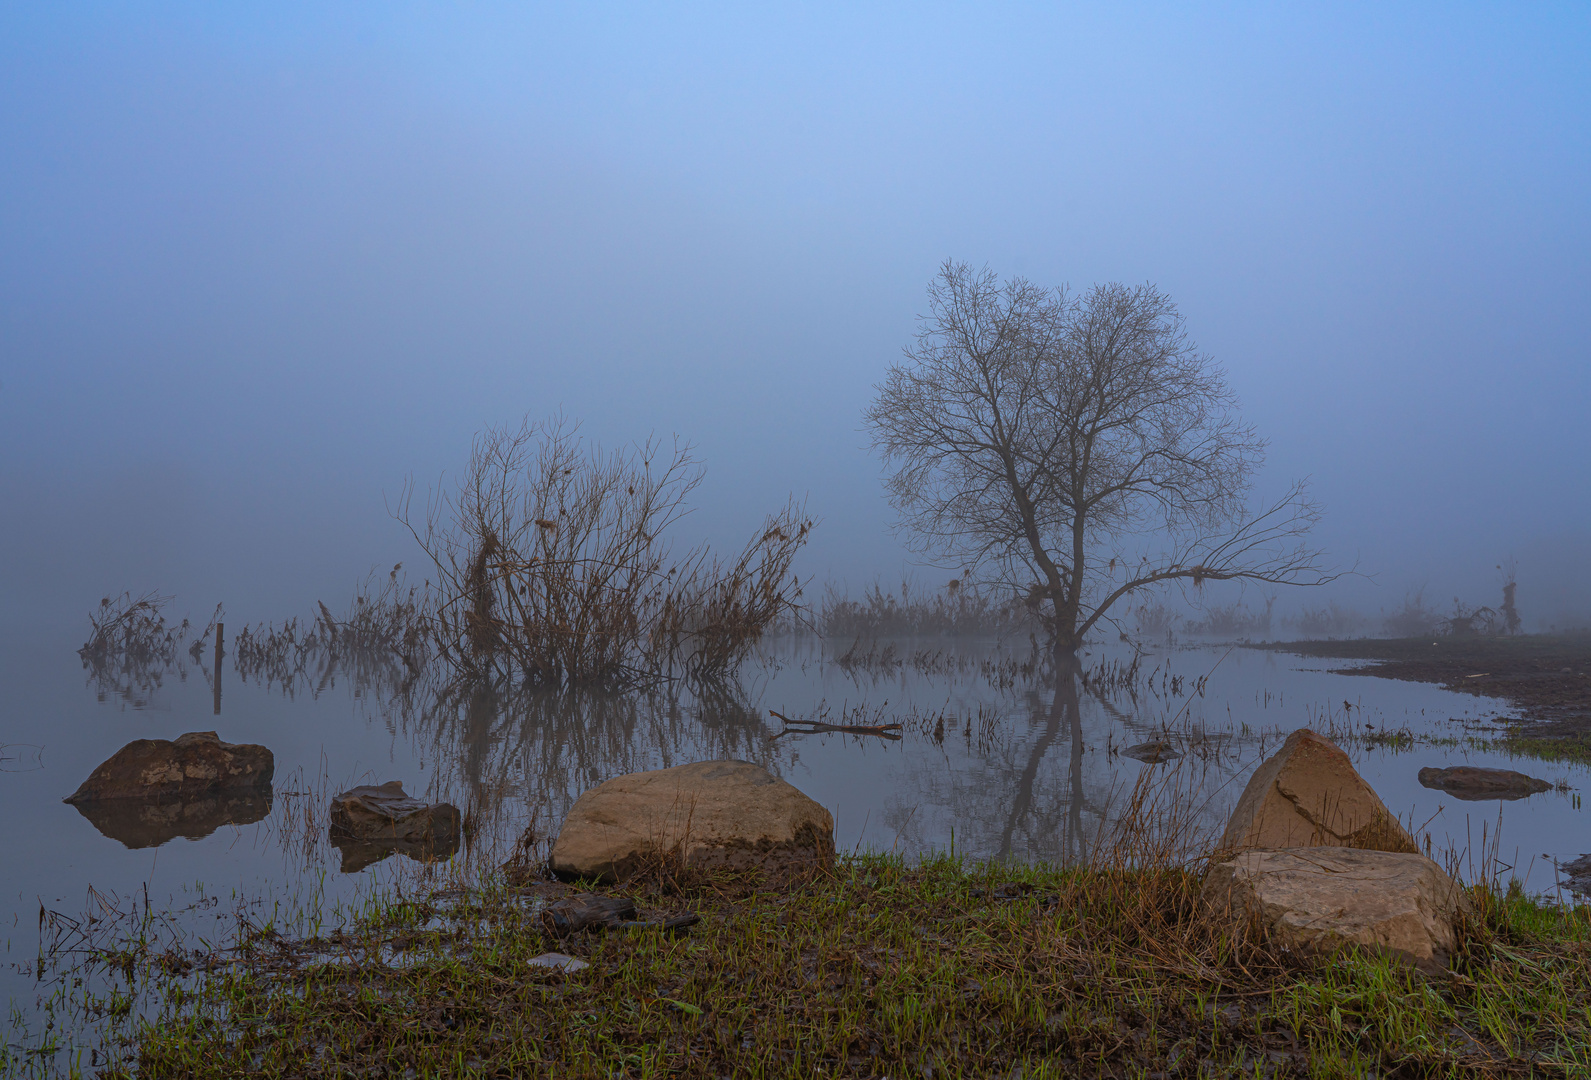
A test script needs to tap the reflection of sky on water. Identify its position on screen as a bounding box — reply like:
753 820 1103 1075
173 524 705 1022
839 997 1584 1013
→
3 626 1587 1059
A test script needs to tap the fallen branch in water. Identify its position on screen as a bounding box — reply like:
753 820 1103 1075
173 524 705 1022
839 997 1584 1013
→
768 710 903 740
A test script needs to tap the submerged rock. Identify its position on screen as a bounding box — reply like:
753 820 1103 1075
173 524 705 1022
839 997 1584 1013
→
64 731 273 804
1123 740 1180 764
69 788 273 849
327 782 460 872
549 760 834 884
1218 728 1418 855
1417 765 1551 801
1559 854 1591 898
1203 847 1468 971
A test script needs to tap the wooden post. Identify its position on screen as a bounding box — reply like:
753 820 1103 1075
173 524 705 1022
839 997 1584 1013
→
213 622 224 715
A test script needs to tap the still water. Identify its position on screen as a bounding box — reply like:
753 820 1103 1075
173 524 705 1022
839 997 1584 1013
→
1 622 1586 1064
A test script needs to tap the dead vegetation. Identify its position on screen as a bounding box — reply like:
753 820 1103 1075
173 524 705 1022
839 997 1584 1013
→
818 576 1035 640
401 416 811 689
76 593 219 706
53 764 1591 1079
230 568 427 698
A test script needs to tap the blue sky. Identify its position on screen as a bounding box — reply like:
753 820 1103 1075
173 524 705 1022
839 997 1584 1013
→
2 3 1588 628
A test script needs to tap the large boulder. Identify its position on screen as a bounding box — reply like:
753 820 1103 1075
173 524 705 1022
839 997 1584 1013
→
549 760 834 883
64 731 273 804
1203 847 1468 971
1219 728 1418 855
1417 765 1551 801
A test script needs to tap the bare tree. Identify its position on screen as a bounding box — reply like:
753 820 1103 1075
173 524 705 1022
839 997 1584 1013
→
866 261 1333 656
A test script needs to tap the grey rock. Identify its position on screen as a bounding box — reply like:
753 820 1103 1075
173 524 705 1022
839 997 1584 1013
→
1123 740 1180 764
1417 765 1551 801
329 781 461 842
328 781 461 872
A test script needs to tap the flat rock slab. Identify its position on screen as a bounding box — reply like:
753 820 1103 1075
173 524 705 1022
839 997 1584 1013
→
549 759 834 884
1417 765 1551 801
70 789 272 849
329 781 460 844
1203 847 1468 971
64 731 273 804
1219 728 1418 855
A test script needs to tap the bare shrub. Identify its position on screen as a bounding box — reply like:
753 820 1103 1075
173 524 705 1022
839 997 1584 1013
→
79 591 188 668
403 416 810 688
1289 602 1366 639
77 592 193 705
1381 587 1440 637
1130 598 1181 637
232 568 425 698
1440 598 1500 637
819 576 1034 639
1183 595 1276 639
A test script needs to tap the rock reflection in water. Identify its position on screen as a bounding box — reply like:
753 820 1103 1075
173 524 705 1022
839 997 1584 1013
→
330 833 463 873
69 788 273 849
391 678 778 845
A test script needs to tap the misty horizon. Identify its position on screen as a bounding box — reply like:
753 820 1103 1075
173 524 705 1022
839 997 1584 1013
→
3 4 1588 633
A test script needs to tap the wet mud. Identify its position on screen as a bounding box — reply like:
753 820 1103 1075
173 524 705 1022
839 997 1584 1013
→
1264 633 1591 737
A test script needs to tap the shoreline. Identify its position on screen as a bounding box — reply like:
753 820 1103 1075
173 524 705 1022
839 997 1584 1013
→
1257 632 1591 754
45 854 1591 1078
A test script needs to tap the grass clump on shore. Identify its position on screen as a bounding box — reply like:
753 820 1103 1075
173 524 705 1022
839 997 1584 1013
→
108 855 1591 1078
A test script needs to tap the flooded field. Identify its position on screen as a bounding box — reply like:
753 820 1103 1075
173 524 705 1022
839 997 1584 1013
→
3 618 1587 1069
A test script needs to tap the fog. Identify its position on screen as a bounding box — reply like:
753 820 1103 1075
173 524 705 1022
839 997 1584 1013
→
3 4 1589 634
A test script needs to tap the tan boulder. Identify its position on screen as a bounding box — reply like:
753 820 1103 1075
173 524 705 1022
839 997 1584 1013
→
1203 847 1468 970
64 731 273 804
549 760 834 883
1219 728 1417 855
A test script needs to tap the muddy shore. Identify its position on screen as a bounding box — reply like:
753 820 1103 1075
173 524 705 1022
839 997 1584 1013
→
1262 632 1591 738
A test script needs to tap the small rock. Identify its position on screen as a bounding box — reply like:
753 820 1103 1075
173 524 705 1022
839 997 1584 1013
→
1219 728 1418 855
1203 847 1468 971
527 952 589 972
1557 853 1591 898
1123 740 1181 764
1417 765 1551 801
549 760 834 884
328 782 461 873
329 781 460 843
69 789 272 849
64 732 273 804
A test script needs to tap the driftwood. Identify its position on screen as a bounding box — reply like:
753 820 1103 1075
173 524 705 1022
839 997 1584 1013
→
541 893 700 937
768 710 903 741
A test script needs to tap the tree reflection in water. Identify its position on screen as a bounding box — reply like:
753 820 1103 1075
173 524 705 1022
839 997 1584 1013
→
88 607 1243 867
375 675 779 854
